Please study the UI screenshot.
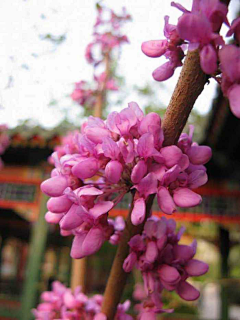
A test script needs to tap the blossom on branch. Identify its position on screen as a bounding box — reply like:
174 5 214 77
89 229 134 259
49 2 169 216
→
41 103 211 259
142 0 240 117
124 216 209 318
71 4 130 113
71 74 119 111
32 281 132 320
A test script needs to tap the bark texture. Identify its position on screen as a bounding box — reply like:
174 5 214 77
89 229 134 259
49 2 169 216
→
162 50 207 146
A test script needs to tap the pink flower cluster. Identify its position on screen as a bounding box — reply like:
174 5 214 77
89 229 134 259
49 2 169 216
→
41 103 211 259
219 44 240 118
0 124 9 169
71 81 96 110
71 74 118 111
71 4 130 111
51 131 79 162
124 216 208 319
85 5 131 66
33 281 132 320
142 0 240 117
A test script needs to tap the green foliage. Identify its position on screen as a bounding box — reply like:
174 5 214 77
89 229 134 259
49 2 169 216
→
9 118 78 138
39 33 67 45
162 291 198 318
230 245 240 278
186 110 208 142
134 83 154 96
48 99 58 107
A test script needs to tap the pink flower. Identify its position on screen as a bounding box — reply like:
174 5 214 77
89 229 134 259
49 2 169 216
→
42 105 210 259
124 216 208 316
131 198 146 226
141 40 168 58
33 281 133 319
227 17 240 43
200 44 218 74
228 85 240 118
41 176 69 197
152 62 175 82
219 45 240 117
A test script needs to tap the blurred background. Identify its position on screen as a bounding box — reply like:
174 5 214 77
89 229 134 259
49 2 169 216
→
0 0 240 319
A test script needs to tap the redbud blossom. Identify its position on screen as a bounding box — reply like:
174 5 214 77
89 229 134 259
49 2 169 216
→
124 217 209 317
41 102 211 259
33 281 132 320
142 0 240 119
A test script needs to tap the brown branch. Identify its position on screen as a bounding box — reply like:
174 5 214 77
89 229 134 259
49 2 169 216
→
101 194 155 319
162 49 207 146
71 258 88 292
94 52 111 118
161 0 230 146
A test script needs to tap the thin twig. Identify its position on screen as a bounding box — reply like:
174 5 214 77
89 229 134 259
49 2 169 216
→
94 51 111 118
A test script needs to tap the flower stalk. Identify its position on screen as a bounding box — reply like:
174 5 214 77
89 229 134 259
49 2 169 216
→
94 51 111 118
101 194 155 319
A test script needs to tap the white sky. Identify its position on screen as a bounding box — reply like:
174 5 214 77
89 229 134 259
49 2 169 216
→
0 0 239 128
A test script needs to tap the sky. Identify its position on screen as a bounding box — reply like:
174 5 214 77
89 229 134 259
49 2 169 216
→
0 0 239 129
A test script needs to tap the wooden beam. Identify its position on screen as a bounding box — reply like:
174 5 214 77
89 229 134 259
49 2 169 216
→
20 193 48 320
70 258 87 292
219 226 230 320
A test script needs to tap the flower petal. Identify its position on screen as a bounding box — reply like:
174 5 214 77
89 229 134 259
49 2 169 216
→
123 252 137 272
41 176 68 197
161 145 183 168
102 137 120 160
139 112 161 135
188 145 212 165
177 281 200 301
82 227 105 257
131 198 146 226
188 170 208 189
228 85 240 118
177 13 212 44
137 133 155 159
145 241 158 263
157 186 176 214
60 204 86 230
185 259 209 276
152 62 174 81
45 212 63 224
135 173 158 198
72 158 99 179
94 313 107 320
131 160 148 184
70 232 87 259
89 201 114 218
105 160 123 184
173 244 195 261
200 44 218 74
47 195 72 213
173 188 202 207
141 40 168 57
158 264 181 284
